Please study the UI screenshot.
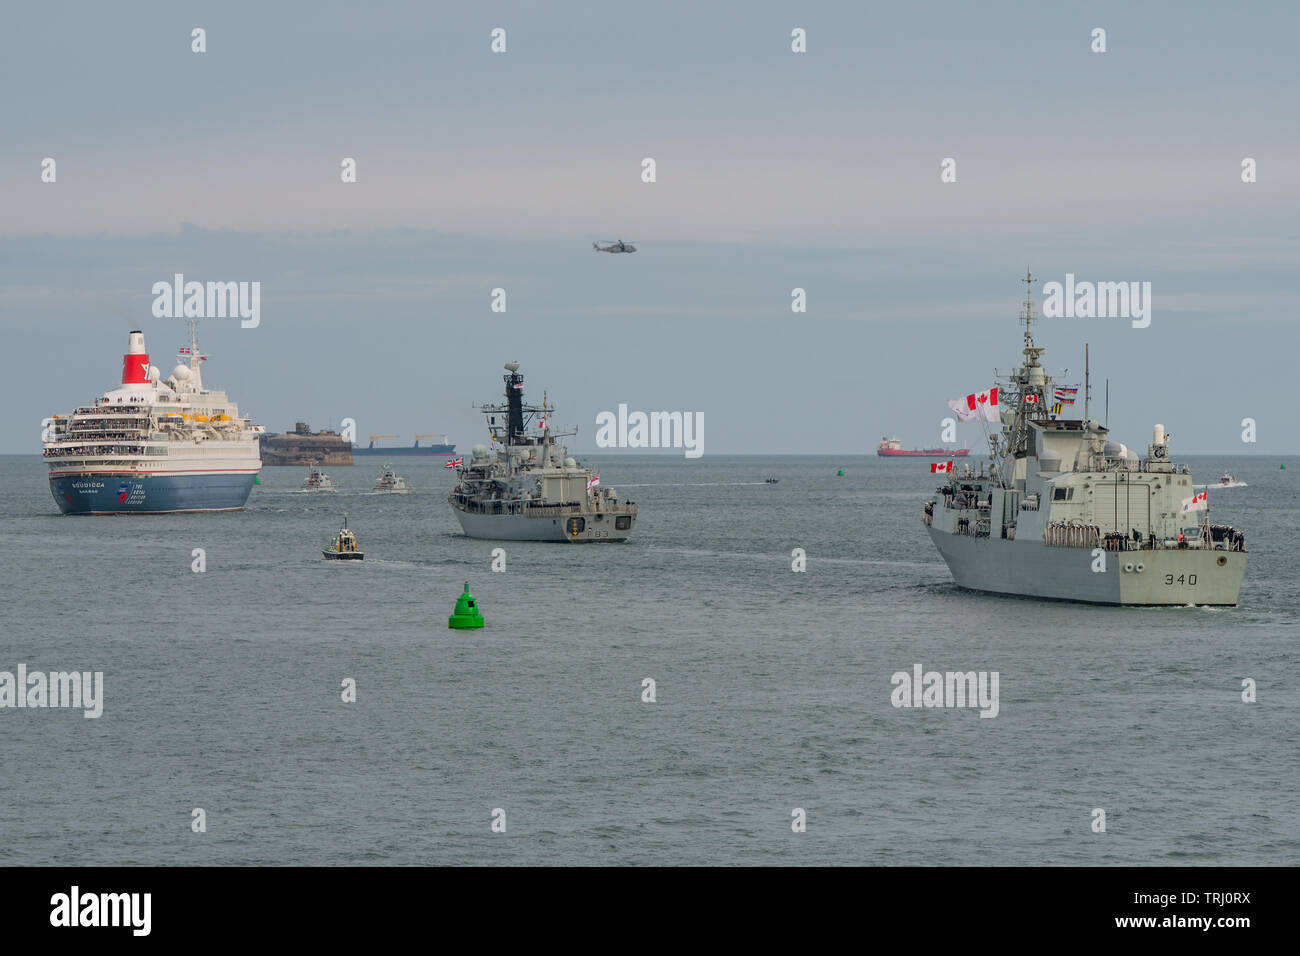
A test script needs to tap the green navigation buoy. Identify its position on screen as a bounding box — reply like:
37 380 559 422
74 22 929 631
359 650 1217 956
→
448 582 484 629
253 476 261 485
837 469 844 477
1282 464 1287 470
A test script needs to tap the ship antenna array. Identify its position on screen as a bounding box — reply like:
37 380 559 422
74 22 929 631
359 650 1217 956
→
186 318 204 389
1020 269 1043 369
1084 344 1090 424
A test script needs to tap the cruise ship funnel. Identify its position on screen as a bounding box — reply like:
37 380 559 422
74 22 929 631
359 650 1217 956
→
121 330 151 384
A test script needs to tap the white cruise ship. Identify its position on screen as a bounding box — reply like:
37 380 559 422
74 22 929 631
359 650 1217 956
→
43 323 264 514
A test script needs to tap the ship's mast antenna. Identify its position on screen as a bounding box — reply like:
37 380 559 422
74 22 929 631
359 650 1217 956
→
1022 268 1036 345
1084 344 1090 424
1019 269 1044 372
186 318 204 390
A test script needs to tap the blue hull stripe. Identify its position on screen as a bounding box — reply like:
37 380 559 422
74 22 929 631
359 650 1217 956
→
50 473 256 514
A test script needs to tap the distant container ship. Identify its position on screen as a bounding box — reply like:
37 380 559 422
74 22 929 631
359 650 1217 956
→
353 434 456 456
877 436 970 458
261 423 354 466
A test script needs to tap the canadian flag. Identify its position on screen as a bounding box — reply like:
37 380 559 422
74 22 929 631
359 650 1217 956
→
966 387 1000 423
1181 491 1208 513
1024 394 1039 404
930 460 954 473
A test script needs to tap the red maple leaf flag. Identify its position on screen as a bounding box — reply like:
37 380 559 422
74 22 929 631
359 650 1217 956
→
930 460 954 473
965 387 1000 423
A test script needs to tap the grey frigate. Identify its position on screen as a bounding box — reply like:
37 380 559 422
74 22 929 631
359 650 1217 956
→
448 362 638 542
923 272 1247 606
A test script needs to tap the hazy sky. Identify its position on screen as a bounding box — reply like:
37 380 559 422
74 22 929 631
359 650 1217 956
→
2 1 1297 454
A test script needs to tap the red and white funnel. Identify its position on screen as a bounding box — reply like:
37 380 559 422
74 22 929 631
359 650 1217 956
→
121 330 151 384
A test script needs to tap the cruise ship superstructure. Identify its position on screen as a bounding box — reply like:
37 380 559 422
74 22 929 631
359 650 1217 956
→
43 324 264 514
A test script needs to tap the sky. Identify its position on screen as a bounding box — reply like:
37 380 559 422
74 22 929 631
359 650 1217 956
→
2 1 1297 455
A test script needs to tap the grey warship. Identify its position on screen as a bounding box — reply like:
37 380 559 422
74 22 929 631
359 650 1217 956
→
923 273 1247 606
448 362 638 542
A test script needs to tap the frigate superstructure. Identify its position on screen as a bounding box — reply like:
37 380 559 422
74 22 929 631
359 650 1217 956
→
923 272 1247 605
448 362 638 542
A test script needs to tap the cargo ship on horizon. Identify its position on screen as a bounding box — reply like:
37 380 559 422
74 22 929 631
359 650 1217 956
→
877 437 970 458
43 323 263 514
353 433 455 456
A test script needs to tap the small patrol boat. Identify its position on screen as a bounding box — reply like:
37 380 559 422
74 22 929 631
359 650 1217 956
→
374 463 410 494
1196 473 1247 490
764 476 779 484
304 460 337 492
323 515 363 560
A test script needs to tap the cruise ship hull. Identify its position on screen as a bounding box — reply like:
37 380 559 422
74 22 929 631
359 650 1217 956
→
49 472 257 515
452 507 634 542
926 527 1246 606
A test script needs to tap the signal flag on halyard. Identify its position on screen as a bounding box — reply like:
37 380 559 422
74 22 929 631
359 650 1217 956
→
1181 491 1208 514
587 474 600 490
1055 386 1079 397
446 457 463 468
930 460 954 473
1051 402 1064 416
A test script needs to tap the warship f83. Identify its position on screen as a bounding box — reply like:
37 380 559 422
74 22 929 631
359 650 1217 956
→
448 362 638 542
923 273 1246 606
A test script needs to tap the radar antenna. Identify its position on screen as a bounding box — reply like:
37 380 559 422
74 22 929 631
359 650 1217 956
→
1020 269 1044 369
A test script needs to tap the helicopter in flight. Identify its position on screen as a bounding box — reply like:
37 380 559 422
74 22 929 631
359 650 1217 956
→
593 239 637 254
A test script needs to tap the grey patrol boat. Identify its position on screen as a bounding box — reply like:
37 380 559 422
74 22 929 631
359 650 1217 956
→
448 362 638 542
923 272 1247 606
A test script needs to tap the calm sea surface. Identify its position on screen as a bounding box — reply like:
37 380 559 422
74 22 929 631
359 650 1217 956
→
1 453 1297 865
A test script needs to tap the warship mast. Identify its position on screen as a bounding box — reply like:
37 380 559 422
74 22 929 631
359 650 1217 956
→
1005 269 1046 463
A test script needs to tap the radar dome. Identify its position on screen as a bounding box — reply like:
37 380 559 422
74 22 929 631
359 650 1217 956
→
172 364 192 381
564 457 577 468
472 444 488 459
148 366 161 382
